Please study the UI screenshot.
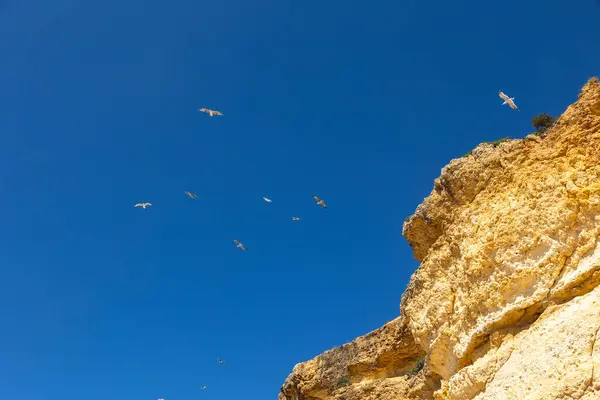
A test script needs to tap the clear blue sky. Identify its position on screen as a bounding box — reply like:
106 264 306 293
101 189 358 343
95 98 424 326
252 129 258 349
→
1 0 598 399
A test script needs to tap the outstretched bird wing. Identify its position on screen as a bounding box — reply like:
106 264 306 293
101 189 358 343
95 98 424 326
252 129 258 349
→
507 99 519 110
499 91 510 101
233 239 246 251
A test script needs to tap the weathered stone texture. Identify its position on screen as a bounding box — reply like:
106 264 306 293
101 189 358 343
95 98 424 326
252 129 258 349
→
280 78 600 400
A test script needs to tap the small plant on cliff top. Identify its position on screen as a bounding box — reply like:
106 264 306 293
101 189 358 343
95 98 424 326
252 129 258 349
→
462 137 509 158
407 355 426 377
532 113 556 135
490 137 510 146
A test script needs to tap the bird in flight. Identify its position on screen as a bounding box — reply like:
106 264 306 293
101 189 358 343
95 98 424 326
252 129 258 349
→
200 386 207 390
134 202 152 209
232 239 247 252
292 217 301 221
198 108 223 117
312 195 327 209
499 91 519 111
184 191 196 199
217 358 227 365
263 197 272 203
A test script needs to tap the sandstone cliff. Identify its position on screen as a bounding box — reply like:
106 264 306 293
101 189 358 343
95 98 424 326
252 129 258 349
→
279 77 600 400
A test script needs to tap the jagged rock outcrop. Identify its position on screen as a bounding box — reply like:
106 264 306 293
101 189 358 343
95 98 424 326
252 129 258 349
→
279 77 600 400
279 317 438 400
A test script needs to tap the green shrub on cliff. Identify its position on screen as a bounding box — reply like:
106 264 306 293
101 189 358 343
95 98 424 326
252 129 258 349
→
407 355 426 377
532 113 556 134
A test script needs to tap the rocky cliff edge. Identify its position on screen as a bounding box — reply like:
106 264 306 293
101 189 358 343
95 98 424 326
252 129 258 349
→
279 78 600 400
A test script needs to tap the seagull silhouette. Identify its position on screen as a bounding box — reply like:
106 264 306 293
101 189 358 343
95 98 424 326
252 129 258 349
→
134 202 152 209
232 239 247 252
198 108 223 117
184 191 196 199
499 91 519 111
312 195 327 209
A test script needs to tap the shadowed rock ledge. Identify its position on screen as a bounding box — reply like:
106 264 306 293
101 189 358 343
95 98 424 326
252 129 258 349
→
279 78 600 400
279 317 438 400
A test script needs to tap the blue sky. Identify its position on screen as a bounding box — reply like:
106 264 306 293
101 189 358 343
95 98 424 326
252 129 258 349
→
0 0 599 399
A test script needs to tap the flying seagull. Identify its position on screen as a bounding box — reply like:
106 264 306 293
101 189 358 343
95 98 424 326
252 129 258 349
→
184 191 196 199
499 91 519 111
198 108 223 117
312 195 327 209
217 358 227 365
292 217 301 221
200 386 207 390
232 239 247 252
134 202 152 209
263 197 272 203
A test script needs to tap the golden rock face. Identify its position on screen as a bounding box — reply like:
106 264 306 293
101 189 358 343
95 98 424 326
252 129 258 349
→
279 78 600 400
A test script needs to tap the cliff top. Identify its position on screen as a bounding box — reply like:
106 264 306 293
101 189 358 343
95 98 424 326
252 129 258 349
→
279 77 600 400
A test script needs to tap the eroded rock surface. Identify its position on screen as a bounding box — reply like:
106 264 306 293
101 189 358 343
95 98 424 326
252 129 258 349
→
279 78 600 400
279 317 438 400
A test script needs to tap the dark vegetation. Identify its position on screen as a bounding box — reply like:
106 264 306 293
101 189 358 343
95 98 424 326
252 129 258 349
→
490 137 510 146
336 377 351 388
462 137 510 158
532 112 556 135
407 355 426 377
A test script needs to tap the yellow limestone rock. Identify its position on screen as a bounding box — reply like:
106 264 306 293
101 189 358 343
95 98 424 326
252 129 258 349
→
279 77 600 400
278 317 438 400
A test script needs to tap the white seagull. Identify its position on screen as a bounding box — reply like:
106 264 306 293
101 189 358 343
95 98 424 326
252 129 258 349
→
134 202 152 209
232 239 247 252
217 357 227 365
292 217 301 221
499 91 519 111
312 195 327 209
200 386 207 390
198 108 223 117
263 197 272 203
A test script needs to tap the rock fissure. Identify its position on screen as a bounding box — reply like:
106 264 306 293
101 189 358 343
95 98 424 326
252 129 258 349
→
581 324 600 398
481 343 515 398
